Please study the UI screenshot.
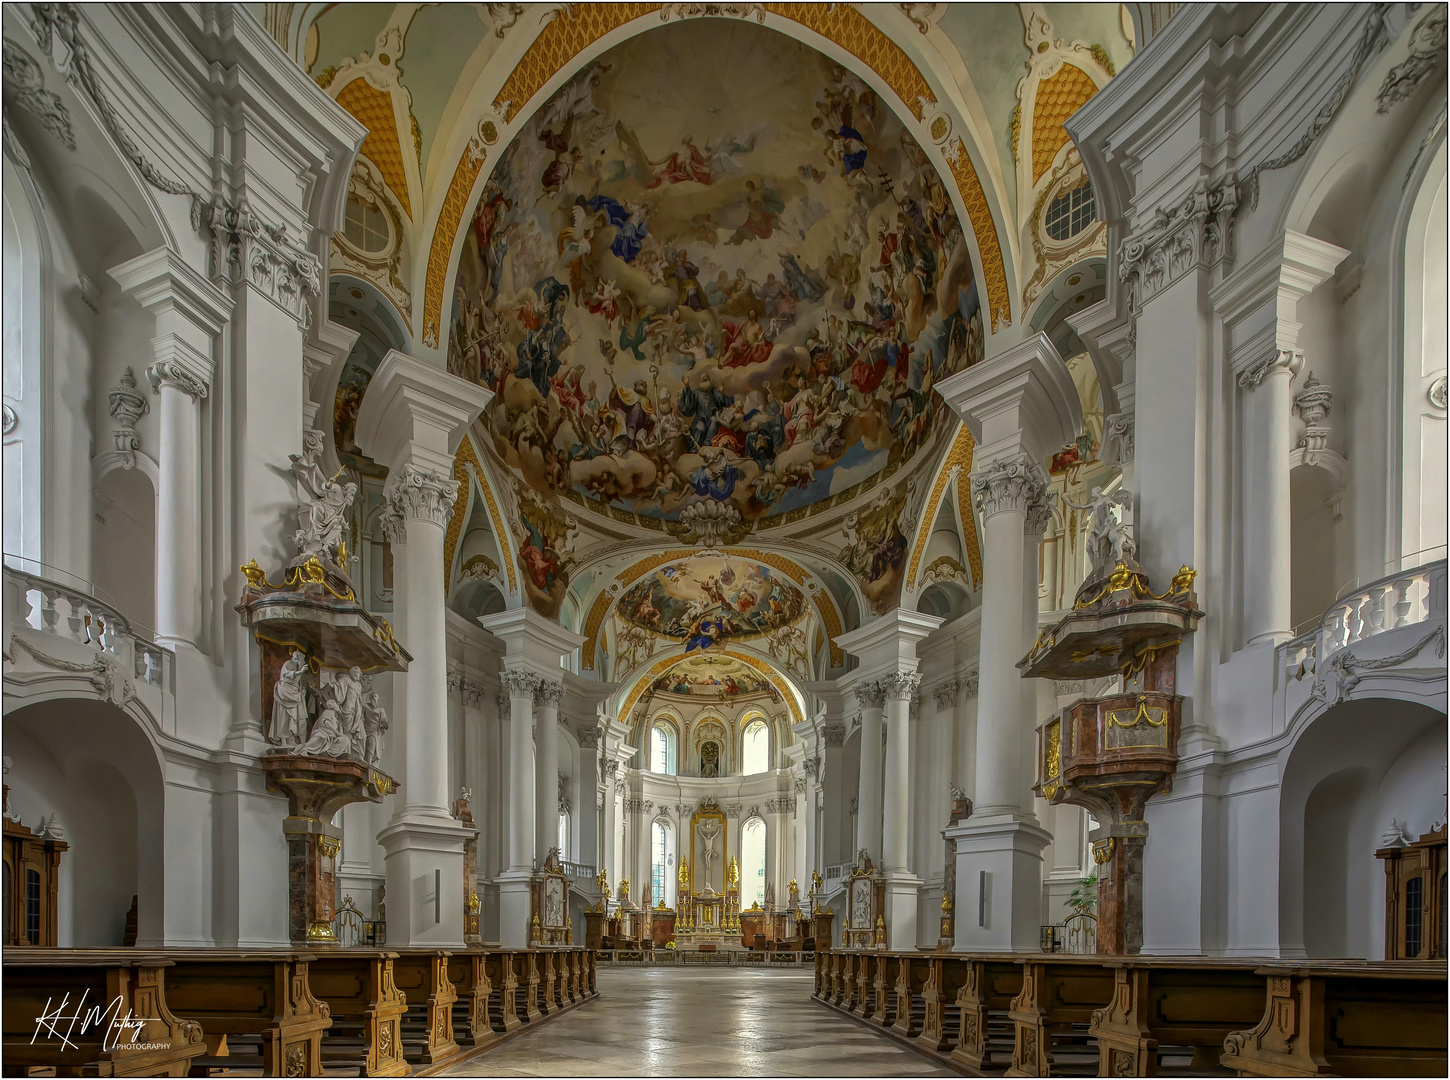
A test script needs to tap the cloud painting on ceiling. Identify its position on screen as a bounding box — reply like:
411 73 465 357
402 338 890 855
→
448 19 983 535
616 554 806 653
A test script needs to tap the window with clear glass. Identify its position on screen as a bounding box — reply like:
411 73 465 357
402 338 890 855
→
1045 180 1096 241
558 810 569 860
742 817 767 910
742 719 769 775
651 819 674 908
1406 876 1424 958
343 194 390 252
651 722 676 775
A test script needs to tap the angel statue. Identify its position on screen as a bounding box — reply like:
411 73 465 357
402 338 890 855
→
290 433 358 567
270 650 311 746
1063 485 1136 571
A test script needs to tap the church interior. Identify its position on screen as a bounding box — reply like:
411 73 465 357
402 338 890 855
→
1 1 1446 1076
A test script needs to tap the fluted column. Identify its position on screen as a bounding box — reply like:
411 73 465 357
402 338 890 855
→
500 670 540 874
880 673 919 875
854 683 885 862
972 457 1051 815
535 679 565 865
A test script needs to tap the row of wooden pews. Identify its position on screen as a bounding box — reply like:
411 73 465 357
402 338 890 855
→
811 949 1447 1077
2 946 597 1077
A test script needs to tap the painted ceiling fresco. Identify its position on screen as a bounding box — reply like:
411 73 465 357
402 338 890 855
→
448 19 983 534
616 554 806 652
650 655 773 698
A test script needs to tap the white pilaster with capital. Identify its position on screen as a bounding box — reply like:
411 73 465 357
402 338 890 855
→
534 679 565 866
108 248 232 653
1212 230 1349 646
354 350 491 947
853 682 885 864
936 333 1081 951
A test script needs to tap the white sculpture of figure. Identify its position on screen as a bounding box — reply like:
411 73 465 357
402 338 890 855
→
1063 485 1136 570
271 650 312 745
300 667 367 759
360 676 389 766
290 434 358 565
698 818 721 893
851 879 871 928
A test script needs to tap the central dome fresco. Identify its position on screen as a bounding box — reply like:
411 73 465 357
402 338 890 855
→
448 19 983 533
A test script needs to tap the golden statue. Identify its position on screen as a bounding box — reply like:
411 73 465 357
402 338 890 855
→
619 878 630 902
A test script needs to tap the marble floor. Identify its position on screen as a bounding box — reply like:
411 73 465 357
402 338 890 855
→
439 966 955 1077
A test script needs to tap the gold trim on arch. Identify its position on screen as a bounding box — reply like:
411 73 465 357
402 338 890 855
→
907 425 977 585
447 435 518 594
422 3 1009 357
618 648 803 730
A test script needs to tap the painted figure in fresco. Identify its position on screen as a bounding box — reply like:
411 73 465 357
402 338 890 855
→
726 180 785 245
669 249 707 310
587 194 651 262
689 444 739 502
271 650 311 746
718 311 772 368
678 370 736 451
646 135 712 188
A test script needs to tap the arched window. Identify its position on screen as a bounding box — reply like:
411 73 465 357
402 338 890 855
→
1400 140 1448 567
2 186 42 563
650 721 676 775
742 718 770 775
651 818 675 908
741 817 767 910
557 810 569 860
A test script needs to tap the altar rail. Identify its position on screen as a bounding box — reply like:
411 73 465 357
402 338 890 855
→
810 948 1447 1077
2 946 598 1078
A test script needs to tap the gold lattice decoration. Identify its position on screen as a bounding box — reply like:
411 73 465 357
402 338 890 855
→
422 143 487 347
908 425 974 584
956 468 982 589
335 78 413 219
1031 62 1097 184
948 138 1011 333
446 435 517 594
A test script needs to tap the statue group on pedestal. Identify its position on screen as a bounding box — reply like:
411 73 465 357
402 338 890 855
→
269 651 388 767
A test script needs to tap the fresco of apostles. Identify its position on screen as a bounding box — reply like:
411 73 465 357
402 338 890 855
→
449 20 984 530
616 555 806 653
651 664 771 698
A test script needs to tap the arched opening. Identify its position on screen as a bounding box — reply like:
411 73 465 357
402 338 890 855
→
3 698 165 946
651 817 675 908
2 184 43 564
650 719 678 776
741 717 770 776
741 816 767 910
557 807 570 861
1399 140 1447 568
91 466 156 634
1280 697 1446 958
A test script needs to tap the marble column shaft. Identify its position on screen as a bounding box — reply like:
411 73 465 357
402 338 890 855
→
501 670 539 872
534 679 565 864
855 684 885 861
881 673 919 875
1241 351 1299 645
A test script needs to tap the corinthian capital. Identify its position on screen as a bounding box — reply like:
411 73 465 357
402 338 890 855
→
387 463 459 526
880 672 921 702
146 360 208 399
972 455 1049 520
500 669 541 700
856 680 886 709
1237 348 1303 389
535 678 566 708
1024 487 1055 540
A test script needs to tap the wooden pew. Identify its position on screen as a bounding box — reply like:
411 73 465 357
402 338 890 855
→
581 948 598 998
918 953 970 1052
1089 958 1267 1075
851 952 875 1017
516 950 543 1023
484 951 522 1033
1005 956 1115 1077
391 948 460 1066
832 952 851 1008
165 949 332 1076
951 956 1023 1072
308 950 409 1077
1220 961 1448 1077
2 949 206 1077
446 950 496 1049
539 950 558 1014
871 953 896 1026
891 952 930 1037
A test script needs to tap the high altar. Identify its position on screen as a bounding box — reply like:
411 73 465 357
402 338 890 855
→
674 803 742 950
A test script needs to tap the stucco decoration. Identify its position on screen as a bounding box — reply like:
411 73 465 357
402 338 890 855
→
448 20 983 540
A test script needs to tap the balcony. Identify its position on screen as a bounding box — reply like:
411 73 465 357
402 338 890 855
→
1277 558 1446 729
2 560 173 725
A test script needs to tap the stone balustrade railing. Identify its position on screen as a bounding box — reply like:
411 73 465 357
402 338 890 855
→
2 561 172 705
562 860 596 880
1277 558 1446 728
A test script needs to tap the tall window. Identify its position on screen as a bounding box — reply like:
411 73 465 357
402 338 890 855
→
742 817 767 910
651 721 677 775
651 819 674 908
558 810 569 860
742 719 769 775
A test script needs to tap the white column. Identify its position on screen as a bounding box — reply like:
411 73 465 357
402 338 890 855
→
502 670 538 873
855 683 885 862
108 248 231 653
535 679 564 863
880 673 918 874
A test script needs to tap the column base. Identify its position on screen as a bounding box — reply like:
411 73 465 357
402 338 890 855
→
497 871 534 948
377 812 469 947
947 815 1053 952
883 871 922 951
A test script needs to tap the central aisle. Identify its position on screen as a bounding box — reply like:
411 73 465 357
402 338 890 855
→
440 966 955 1077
